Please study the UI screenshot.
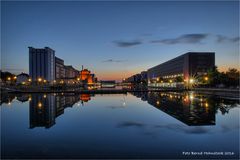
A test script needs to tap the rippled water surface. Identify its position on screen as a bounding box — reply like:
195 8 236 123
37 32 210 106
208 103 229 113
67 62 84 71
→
1 92 239 159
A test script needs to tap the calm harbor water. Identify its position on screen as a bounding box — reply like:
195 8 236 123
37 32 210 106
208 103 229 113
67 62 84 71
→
1 92 239 159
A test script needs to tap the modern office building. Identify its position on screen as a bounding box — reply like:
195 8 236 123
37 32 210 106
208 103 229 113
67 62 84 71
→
140 71 148 83
55 57 65 79
29 47 55 82
124 74 141 83
147 52 215 87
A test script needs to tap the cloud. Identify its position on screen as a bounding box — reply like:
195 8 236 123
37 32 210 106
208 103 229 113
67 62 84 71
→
216 35 239 43
216 35 228 43
230 36 240 43
150 33 209 45
117 121 145 128
113 40 142 47
102 59 127 63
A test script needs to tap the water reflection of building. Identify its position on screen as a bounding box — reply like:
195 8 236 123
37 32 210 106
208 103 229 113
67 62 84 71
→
17 94 29 103
131 91 148 101
30 94 56 128
148 92 216 126
0 94 16 105
130 92 217 126
29 93 93 129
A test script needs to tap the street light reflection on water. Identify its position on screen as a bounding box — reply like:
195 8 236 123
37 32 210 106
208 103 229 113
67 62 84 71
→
1 92 239 159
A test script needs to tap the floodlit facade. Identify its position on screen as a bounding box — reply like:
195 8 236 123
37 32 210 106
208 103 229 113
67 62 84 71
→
79 69 95 84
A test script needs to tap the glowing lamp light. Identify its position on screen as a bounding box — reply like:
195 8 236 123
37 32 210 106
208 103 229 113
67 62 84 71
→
189 78 194 84
205 102 209 107
28 78 32 82
22 82 26 85
190 95 194 100
77 78 80 81
204 77 208 81
169 80 173 83
43 94 47 98
13 76 17 80
38 78 42 82
7 77 11 81
156 101 160 105
38 102 42 108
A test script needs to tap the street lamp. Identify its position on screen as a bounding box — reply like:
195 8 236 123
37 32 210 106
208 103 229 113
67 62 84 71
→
38 78 42 82
38 102 42 109
189 78 194 84
204 76 208 81
7 77 11 81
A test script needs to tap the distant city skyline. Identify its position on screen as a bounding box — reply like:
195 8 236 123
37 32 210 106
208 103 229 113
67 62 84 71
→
1 1 239 81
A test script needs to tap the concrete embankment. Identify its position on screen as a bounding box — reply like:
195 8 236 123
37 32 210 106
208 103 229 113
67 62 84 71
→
2 86 239 99
5 89 127 94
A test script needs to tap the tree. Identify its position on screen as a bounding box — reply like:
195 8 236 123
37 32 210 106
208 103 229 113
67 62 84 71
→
225 68 239 86
0 71 16 82
207 66 220 87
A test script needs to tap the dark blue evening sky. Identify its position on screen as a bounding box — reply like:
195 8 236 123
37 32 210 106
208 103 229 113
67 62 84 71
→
1 1 239 80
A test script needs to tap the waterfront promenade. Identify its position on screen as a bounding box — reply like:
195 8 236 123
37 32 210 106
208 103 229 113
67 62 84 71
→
1 85 239 99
